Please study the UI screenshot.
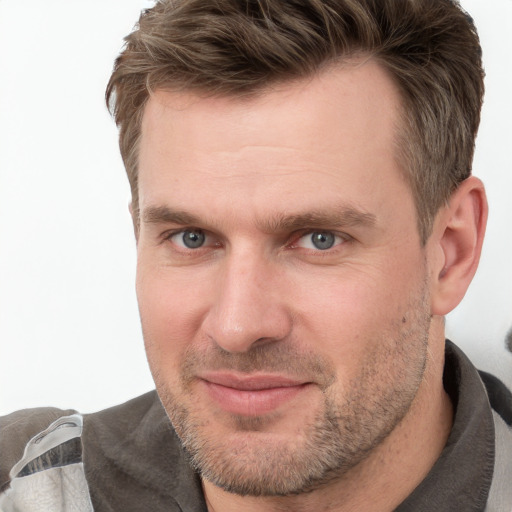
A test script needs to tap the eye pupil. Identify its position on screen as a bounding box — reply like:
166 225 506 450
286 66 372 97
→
311 232 335 250
182 230 205 249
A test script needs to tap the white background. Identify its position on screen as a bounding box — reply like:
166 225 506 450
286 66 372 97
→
0 0 511 416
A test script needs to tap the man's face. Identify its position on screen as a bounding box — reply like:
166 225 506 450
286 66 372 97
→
136 60 433 495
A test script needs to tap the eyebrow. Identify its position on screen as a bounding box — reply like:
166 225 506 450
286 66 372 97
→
141 205 377 232
142 206 202 226
260 208 377 232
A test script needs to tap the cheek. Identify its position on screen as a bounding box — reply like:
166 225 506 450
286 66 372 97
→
291 261 422 370
136 266 208 370
294 281 380 365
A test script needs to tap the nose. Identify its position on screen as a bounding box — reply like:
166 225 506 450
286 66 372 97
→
202 252 293 353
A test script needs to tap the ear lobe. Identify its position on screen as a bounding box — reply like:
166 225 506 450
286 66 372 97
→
430 176 488 316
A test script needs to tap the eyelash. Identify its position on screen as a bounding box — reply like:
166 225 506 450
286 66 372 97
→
161 229 216 250
160 228 351 254
289 231 349 251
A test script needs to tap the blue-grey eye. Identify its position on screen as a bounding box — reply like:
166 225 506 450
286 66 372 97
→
182 230 205 249
310 232 335 250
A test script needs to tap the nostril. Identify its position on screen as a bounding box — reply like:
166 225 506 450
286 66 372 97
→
252 337 280 348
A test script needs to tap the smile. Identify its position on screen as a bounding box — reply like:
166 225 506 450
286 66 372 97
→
199 373 311 416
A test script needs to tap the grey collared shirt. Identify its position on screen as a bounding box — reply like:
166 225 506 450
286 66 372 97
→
1 341 511 511
397 341 512 511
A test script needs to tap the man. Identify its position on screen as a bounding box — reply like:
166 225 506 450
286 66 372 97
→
1 0 511 510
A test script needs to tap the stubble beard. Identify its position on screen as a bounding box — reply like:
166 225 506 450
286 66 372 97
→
150 290 431 497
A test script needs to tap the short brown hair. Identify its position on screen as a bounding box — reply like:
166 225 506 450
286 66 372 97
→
107 0 484 243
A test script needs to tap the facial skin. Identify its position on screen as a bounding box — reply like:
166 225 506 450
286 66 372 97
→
136 60 467 511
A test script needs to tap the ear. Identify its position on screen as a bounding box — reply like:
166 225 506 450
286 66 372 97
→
128 202 139 243
430 176 488 316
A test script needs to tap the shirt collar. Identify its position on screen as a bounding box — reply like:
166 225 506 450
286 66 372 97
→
396 340 495 511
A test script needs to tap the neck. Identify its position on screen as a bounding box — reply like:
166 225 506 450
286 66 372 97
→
203 320 453 512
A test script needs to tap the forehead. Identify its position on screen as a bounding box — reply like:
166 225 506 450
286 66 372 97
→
138 59 410 228
141 57 402 150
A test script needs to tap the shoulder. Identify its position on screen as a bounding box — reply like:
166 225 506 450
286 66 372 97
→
81 390 183 477
82 391 205 511
0 392 162 494
83 389 162 434
479 370 512 427
0 406 77 492
478 371 512 509
82 390 173 467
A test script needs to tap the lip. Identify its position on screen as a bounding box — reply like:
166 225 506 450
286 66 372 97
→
199 372 311 416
